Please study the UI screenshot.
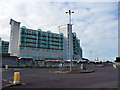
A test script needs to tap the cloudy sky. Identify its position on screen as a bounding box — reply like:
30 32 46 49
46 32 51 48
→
0 0 118 61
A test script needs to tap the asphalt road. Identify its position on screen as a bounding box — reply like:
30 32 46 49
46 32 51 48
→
2 63 118 88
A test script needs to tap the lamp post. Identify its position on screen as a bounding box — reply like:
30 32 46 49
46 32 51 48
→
65 10 74 24
65 10 74 71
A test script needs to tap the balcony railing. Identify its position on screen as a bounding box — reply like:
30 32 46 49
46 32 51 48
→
26 44 36 47
42 37 46 40
26 39 36 43
27 31 37 35
51 42 59 45
20 34 26 38
26 35 37 39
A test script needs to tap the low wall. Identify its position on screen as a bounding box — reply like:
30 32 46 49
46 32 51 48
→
2 56 40 67
2 56 18 67
2 56 76 67
2 56 102 68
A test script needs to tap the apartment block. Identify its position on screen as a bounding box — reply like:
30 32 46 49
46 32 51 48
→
9 19 82 60
73 32 82 60
0 38 9 54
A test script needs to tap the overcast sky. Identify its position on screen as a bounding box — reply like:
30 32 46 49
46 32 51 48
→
0 0 118 61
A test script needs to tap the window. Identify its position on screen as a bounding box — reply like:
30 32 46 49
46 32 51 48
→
38 54 41 58
13 53 17 56
27 53 31 57
59 55 61 59
32 53 36 58
20 47 24 50
42 49 45 52
36 49 40 51
68 54 69 57
44 54 46 57
32 48 35 51
68 50 69 53
53 55 55 58
46 49 50 52
20 53 25 57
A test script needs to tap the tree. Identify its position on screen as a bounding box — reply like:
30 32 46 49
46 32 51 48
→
115 57 120 62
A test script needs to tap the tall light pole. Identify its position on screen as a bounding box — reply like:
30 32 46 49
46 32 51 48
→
65 10 74 71
65 10 74 24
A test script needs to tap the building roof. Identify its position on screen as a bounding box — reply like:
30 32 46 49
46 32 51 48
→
10 19 20 25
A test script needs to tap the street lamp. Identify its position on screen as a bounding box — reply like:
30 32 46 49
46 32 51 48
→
65 10 74 24
65 10 74 71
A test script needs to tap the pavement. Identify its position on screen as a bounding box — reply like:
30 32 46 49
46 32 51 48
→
2 63 118 88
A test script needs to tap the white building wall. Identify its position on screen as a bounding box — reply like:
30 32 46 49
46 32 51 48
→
9 19 20 54
0 38 1 53
59 24 73 60
59 24 68 60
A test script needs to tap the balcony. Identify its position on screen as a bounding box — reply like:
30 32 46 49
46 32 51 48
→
19 43 26 46
59 43 63 46
51 38 59 42
41 41 47 44
50 46 59 49
20 34 26 38
37 44 42 47
42 37 46 40
26 44 36 47
51 34 59 38
42 44 47 47
26 35 37 39
26 39 36 43
27 31 37 35
42 33 46 37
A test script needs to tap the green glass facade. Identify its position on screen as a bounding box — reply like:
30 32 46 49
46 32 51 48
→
73 32 82 60
20 26 64 50
1 41 9 53
18 26 64 59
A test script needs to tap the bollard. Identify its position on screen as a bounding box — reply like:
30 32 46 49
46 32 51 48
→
81 64 86 70
113 64 117 69
5 65 8 70
13 72 20 84
81 64 83 70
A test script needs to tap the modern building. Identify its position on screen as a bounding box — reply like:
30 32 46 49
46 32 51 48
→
0 38 9 54
59 24 82 60
59 24 73 60
72 32 82 60
0 38 1 53
9 19 82 60
9 19 20 54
